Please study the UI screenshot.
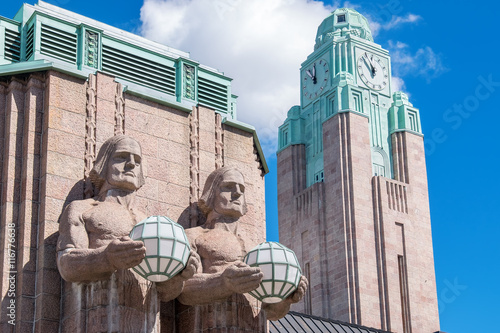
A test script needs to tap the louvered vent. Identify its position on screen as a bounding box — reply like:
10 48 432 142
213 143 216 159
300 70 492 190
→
25 25 34 60
40 24 77 64
102 44 176 95
4 29 21 62
198 77 228 112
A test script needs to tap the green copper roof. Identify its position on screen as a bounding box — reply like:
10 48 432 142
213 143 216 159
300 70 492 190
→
0 0 268 174
279 7 422 185
0 1 235 117
315 8 373 50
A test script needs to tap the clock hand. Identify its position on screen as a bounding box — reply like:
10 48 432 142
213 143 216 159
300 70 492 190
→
306 70 314 79
370 55 378 75
364 52 377 75
312 65 317 84
363 57 373 75
366 53 378 75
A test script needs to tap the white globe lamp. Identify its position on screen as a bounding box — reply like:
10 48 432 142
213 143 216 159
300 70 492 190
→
244 241 302 303
129 215 190 282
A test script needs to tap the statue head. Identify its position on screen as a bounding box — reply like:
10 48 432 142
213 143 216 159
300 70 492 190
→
198 167 247 218
89 135 145 192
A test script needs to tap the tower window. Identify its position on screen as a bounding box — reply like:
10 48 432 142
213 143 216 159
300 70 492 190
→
337 14 346 23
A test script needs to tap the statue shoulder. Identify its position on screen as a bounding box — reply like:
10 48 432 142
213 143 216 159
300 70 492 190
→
61 198 97 222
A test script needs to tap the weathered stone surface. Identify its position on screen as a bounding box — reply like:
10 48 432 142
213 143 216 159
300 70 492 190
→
1 70 266 332
177 167 305 333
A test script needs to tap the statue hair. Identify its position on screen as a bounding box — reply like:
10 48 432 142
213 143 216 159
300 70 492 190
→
198 167 247 217
89 135 145 191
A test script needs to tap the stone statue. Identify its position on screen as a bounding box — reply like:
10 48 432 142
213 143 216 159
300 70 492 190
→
57 135 199 332
177 167 308 332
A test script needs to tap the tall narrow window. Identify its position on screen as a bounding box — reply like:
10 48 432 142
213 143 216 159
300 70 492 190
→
304 263 312 315
398 255 411 333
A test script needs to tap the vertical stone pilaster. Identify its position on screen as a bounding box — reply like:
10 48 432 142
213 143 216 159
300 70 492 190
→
391 132 409 184
114 82 125 135
0 78 25 332
84 74 97 199
189 106 200 228
372 176 390 331
16 75 45 333
215 113 224 170
322 111 380 327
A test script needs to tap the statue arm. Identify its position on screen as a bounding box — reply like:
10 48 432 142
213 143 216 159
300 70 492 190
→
178 272 258 305
177 252 263 305
156 250 201 302
57 201 145 282
262 275 308 321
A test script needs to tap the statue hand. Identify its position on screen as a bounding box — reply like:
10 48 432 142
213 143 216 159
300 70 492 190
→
222 261 263 294
287 275 308 303
180 250 201 280
105 236 146 270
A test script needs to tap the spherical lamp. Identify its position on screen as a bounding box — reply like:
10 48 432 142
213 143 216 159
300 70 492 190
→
129 215 190 282
244 241 302 303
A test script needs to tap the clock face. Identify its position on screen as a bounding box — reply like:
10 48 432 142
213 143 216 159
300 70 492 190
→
302 58 329 100
357 51 388 91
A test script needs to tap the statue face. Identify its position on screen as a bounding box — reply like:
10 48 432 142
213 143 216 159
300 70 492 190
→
214 169 246 218
106 137 143 191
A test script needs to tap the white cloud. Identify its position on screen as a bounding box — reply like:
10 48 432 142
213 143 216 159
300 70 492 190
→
139 1 436 154
367 13 422 37
140 0 333 155
391 76 407 94
387 40 448 82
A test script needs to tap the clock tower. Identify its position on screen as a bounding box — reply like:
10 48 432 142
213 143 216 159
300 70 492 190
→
277 8 440 333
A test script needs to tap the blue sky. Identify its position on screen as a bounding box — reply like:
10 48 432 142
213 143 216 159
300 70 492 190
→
3 1 500 332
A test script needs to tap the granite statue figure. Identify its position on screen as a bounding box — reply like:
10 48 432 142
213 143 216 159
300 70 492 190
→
177 167 308 332
57 135 199 332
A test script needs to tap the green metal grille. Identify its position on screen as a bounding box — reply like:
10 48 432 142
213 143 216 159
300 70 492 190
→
25 25 35 60
198 76 228 111
102 44 176 95
4 28 21 63
40 24 77 63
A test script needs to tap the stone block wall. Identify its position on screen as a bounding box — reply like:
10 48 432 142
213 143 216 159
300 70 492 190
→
278 110 440 333
0 70 266 332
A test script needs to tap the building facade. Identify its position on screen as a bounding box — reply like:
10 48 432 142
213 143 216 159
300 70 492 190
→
277 8 440 333
0 1 267 332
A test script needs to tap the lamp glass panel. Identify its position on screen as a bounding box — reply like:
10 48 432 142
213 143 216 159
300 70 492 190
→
182 248 190 262
274 264 287 280
287 266 298 283
246 251 257 265
147 258 157 272
137 261 148 274
260 264 273 280
143 223 157 237
172 265 183 276
274 281 286 294
262 281 273 294
259 249 271 262
159 258 171 272
254 285 265 296
173 225 185 241
131 224 143 240
272 249 287 262
285 250 297 265
282 283 295 298
148 274 167 282
167 261 181 274
159 223 174 238
144 239 158 256
174 243 185 260
160 239 174 256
